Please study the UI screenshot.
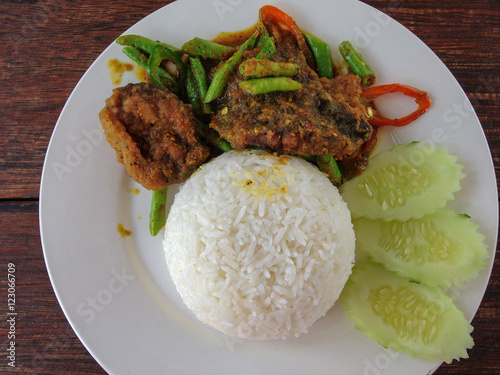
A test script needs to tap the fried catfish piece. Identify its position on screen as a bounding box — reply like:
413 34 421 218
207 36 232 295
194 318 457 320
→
99 83 210 190
320 73 375 178
208 34 372 159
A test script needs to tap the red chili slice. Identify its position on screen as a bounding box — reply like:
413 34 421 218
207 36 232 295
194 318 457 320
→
259 5 316 69
361 83 431 127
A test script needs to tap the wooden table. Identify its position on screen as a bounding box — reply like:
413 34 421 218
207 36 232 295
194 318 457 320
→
1 0 498 373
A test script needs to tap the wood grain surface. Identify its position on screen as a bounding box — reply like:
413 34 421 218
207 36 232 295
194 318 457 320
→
0 0 498 374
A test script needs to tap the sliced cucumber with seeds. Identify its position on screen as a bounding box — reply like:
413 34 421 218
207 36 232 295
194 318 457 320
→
353 209 488 289
340 260 474 363
340 142 465 221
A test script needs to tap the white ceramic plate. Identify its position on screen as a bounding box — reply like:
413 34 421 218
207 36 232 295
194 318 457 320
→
39 0 498 374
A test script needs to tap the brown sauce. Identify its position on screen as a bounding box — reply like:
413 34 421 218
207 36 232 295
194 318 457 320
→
117 223 132 238
106 59 133 86
212 24 258 46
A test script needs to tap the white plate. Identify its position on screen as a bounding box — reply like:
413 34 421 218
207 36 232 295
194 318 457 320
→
39 0 498 374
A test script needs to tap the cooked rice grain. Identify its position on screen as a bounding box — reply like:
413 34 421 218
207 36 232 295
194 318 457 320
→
163 150 355 339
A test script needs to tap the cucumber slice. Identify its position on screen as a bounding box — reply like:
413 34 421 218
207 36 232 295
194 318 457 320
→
340 260 474 363
340 142 465 221
353 209 488 289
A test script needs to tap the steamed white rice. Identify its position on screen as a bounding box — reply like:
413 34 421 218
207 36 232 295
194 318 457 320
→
163 150 355 340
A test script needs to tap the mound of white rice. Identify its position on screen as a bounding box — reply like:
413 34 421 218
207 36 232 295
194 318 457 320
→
163 150 355 340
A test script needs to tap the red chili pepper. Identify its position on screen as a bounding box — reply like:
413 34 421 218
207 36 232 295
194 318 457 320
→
361 126 379 155
361 83 431 127
259 5 316 69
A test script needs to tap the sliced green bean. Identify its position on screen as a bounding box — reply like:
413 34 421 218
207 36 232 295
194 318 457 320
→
238 29 260 51
122 46 179 93
204 50 243 103
256 37 277 60
239 58 300 79
239 77 302 95
338 41 376 86
303 32 334 79
149 188 167 236
204 30 260 103
206 130 233 152
256 22 269 47
194 118 207 137
148 45 187 100
301 154 341 185
194 119 232 152
121 46 149 69
185 68 201 114
116 34 178 55
316 154 342 186
301 155 317 163
182 37 236 60
189 57 211 114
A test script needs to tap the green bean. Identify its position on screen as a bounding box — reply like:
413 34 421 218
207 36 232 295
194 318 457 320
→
194 118 207 137
149 188 167 236
203 30 260 103
194 119 232 152
181 37 236 60
301 154 342 185
238 29 260 51
303 32 334 79
238 77 302 95
338 41 376 86
121 46 149 69
316 154 342 186
256 37 277 60
256 22 269 47
116 34 178 55
301 155 317 163
204 50 243 103
206 130 233 152
239 58 300 79
122 46 179 93
148 45 187 100
185 69 201 114
189 57 211 114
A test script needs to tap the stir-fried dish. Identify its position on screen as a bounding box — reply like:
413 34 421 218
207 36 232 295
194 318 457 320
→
97 6 492 364
99 5 430 196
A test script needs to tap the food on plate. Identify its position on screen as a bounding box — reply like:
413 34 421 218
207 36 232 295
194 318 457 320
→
99 83 210 190
303 31 334 79
149 188 167 236
163 150 355 339
340 142 465 221
340 260 474 363
97 4 487 364
361 83 432 127
207 23 373 158
340 142 487 362
238 58 301 80
338 40 375 86
101 5 431 195
353 209 488 289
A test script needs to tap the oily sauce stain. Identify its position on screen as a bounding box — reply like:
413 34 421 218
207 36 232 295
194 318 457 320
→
117 223 132 238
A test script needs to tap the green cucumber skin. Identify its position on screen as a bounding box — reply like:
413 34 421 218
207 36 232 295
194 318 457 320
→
353 209 488 289
340 260 474 363
340 143 465 221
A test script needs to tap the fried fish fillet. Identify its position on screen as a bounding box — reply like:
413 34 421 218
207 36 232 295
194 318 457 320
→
208 34 372 159
99 83 210 190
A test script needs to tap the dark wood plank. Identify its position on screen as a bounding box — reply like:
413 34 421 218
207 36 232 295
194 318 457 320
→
0 0 176 199
0 201 107 374
0 0 498 374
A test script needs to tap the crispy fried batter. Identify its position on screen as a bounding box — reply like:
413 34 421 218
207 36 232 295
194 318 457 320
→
99 83 210 190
